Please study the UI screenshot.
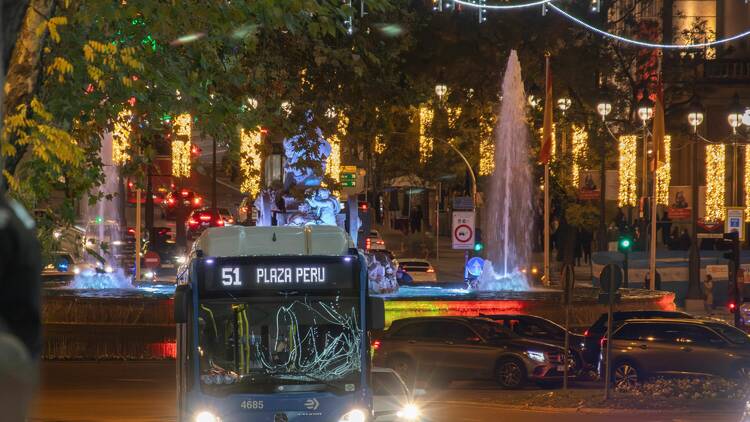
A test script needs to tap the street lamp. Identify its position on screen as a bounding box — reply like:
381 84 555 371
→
637 90 654 125
557 93 572 114
527 83 542 108
596 85 614 250
596 87 613 121
727 92 744 134
435 84 448 100
687 96 704 133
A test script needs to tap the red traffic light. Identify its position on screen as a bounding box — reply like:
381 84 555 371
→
730 302 737 312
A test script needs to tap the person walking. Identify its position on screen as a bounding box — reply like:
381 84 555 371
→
702 274 715 314
410 206 422 233
659 210 672 247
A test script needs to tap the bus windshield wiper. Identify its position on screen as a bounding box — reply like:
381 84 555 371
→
280 372 345 392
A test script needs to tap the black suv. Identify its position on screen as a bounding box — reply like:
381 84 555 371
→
582 310 692 367
372 317 572 389
603 318 750 387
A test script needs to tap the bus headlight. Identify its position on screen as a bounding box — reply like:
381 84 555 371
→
396 403 421 420
338 408 366 422
194 410 220 422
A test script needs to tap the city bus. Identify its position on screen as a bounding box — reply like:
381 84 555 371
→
175 225 385 422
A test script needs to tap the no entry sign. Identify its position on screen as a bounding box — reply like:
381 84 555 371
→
452 211 475 250
144 251 161 269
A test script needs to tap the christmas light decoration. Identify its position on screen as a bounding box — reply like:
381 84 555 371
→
419 105 434 163
326 112 348 182
571 124 588 187
448 107 462 128
240 128 262 197
479 115 495 176
655 135 672 206
374 134 386 155
618 135 637 207
112 109 132 165
705 144 726 222
171 113 192 178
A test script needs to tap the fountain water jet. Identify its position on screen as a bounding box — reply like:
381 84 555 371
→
479 50 533 291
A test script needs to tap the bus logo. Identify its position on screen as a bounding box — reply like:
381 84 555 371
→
304 398 320 410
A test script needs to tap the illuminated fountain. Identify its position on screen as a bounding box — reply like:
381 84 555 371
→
478 49 533 291
69 131 132 289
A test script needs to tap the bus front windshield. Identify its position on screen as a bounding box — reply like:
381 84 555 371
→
197 295 362 394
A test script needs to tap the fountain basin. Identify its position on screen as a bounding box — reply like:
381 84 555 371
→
41 284 674 359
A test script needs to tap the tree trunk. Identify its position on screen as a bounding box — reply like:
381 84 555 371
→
2 0 55 186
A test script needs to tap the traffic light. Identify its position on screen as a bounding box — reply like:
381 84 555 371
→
617 234 633 254
474 228 483 252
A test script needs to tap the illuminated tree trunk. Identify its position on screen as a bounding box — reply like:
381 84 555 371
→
2 0 55 184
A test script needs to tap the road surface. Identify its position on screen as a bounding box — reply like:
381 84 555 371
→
30 361 742 422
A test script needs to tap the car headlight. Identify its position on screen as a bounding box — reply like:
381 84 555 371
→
396 403 421 420
338 408 367 422
526 350 546 362
73 266 81 275
194 410 220 422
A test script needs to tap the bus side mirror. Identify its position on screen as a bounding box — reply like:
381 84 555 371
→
174 284 191 324
367 296 385 330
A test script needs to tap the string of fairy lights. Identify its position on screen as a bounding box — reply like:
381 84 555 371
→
171 113 192 178
240 128 263 197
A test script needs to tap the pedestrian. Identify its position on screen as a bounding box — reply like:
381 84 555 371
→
679 229 691 250
580 228 593 264
574 228 583 267
410 206 422 233
703 274 715 314
660 210 672 247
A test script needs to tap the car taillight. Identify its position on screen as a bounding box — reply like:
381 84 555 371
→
376 240 384 245
730 302 737 313
168 197 175 205
227 218 234 224
371 340 381 351
199 214 212 221
366 238 371 249
181 190 189 197
426 267 435 273
193 197 202 205
127 228 135 235
188 218 198 226
216 218 224 227
584 329 590 337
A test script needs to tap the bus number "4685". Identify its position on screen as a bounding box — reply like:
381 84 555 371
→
240 400 264 410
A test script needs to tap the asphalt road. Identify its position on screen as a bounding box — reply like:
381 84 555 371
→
30 361 743 422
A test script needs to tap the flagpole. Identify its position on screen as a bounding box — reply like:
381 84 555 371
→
543 53 551 286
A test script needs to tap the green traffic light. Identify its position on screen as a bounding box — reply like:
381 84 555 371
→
474 243 484 252
620 239 630 248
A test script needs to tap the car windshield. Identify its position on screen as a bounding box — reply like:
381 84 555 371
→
469 319 515 340
197 295 362 394
708 322 750 345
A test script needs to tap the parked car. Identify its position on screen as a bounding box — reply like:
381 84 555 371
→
162 188 204 219
582 310 693 367
367 230 387 250
398 259 438 283
482 314 586 372
42 252 79 282
217 208 236 226
372 316 573 389
372 367 423 421
602 318 750 387
187 208 226 239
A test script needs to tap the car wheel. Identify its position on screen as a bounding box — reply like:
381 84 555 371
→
612 361 640 388
388 356 415 385
495 358 526 389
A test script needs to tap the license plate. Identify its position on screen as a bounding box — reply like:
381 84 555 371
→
161 264 174 268
201 222 209 227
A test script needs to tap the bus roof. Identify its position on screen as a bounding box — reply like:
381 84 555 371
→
192 225 355 257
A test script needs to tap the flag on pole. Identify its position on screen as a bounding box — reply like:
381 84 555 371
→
539 55 553 165
651 79 666 172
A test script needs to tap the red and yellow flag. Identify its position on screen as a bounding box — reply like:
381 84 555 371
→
539 56 553 165
651 79 666 172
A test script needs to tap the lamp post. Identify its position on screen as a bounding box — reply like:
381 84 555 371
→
637 90 655 204
435 84 448 101
527 83 542 109
557 92 572 156
597 87 613 251
686 96 705 308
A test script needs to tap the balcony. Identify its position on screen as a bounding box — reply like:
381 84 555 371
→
702 59 750 82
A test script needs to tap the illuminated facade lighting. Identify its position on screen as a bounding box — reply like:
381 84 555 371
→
326 112 348 182
112 109 132 165
374 134 385 155
705 144 726 222
655 135 672 206
571 125 588 187
618 135 637 207
171 113 192 177
240 127 262 197
479 115 495 176
419 105 434 163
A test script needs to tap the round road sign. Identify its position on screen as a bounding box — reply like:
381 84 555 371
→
144 251 161 269
454 224 473 243
466 257 485 277
600 263 623 293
